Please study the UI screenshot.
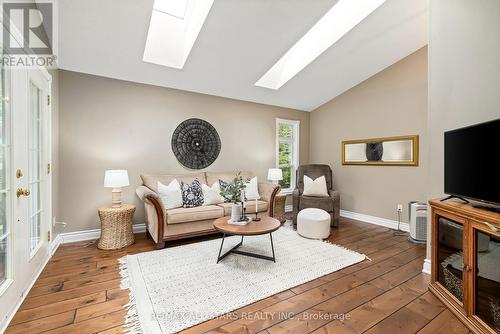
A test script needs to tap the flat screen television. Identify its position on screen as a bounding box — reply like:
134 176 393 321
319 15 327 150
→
444 118 500 206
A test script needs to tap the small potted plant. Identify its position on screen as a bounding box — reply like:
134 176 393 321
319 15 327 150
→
219 173 248 223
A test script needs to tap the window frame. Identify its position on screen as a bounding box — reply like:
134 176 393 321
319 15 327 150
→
275 118 300 194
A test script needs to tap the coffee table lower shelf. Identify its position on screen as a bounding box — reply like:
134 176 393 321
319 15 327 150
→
216 233 276 263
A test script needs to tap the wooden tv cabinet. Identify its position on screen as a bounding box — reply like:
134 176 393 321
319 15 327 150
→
429 199 500 334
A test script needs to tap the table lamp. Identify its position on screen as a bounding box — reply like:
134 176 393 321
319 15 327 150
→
104 170 129 208
267 168 283 184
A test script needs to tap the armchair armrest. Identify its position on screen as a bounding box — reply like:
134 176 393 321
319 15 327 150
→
329 189 340 201
329 189 340 227
258 181 280 216
292 188 300 225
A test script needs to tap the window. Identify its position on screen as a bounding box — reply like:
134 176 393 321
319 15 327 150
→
276 119 299 193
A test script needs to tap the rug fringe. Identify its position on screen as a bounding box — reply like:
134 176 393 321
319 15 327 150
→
322 238 368 261
119 256 143 334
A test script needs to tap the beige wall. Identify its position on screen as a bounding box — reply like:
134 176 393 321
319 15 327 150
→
58 70 309 232
309 48 428 224
426 0 500 258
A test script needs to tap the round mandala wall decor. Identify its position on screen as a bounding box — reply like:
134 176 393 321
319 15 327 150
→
171 118 221 169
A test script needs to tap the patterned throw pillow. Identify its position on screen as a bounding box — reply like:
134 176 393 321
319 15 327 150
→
181 179 204 208
218 179 232 203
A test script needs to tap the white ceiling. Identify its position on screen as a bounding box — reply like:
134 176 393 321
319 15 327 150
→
58 0 428 111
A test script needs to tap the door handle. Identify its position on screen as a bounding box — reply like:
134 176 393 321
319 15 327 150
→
16 188 30 198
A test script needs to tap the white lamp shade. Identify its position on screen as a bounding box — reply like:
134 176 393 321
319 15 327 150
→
104 170 130 188
267 168 283 181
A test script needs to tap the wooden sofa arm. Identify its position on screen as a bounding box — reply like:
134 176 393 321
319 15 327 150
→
258 181 280 216
136 186 165 248
136 185 160 203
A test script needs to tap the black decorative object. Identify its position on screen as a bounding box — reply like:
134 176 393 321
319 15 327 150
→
366 142 383 161
172 118 221 169
254 210 261 222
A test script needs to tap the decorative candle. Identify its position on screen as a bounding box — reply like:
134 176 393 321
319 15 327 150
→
255 198 258 214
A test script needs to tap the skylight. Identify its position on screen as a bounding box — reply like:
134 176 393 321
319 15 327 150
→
255 0 387 90
143 0 214 69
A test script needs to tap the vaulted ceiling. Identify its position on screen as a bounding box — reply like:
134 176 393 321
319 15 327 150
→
58 0 428 111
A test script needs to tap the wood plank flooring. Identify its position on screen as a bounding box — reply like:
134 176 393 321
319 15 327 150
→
6 217 470 334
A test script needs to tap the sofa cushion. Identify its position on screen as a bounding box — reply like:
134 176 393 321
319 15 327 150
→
217 200 268 216
180 179 204 208
201 182 225 205
166 205 224 224
141 173 207 192
299 195 334 212
244 176 261 200
157 180 183 210
303 175 329 197
206 171 254 186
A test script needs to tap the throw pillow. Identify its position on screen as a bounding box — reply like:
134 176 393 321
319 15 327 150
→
244 176 260 200
181 179 204 208
202 182 225 205
218 179 232 203
303 175 329 197
157 179 183 210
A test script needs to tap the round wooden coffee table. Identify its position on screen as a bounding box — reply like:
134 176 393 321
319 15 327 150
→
213 216 280 263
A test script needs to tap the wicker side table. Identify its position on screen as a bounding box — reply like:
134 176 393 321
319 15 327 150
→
273 194 287 224
98 204 135 250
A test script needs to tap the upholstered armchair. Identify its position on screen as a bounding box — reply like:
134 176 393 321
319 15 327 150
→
292 164 340 227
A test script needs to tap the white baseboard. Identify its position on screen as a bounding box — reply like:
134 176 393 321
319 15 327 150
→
49 233 63 255
59 223 147 244
284 207 409 232
422 258 431 274
340 209 410 232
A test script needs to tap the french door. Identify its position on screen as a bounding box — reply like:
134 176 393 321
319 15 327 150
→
0 56 52 329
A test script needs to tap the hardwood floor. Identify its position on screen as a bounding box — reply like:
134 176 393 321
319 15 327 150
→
6 218 470 334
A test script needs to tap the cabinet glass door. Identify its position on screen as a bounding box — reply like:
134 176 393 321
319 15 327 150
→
473 223 500 333
436 216 465 303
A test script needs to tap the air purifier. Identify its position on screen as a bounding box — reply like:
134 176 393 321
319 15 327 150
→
409 202 427 243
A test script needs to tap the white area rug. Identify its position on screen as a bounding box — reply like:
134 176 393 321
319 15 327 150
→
119 227 366 334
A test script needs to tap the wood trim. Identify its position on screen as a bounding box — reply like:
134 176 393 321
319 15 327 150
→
268 186 281 217
429 282 485 334
145 195 165 249
163 229 219 241
429 199 500 226
429 199 499 334
342 135 419 166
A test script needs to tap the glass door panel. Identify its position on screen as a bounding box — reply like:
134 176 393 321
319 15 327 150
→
437 216 465 302
29 82 43 255
0 61 10 289
473 225 500 332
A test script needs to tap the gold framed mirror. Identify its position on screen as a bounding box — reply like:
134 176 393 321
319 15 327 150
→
342 135 419 166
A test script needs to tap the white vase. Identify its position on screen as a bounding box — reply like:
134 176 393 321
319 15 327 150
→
231 203 242 222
